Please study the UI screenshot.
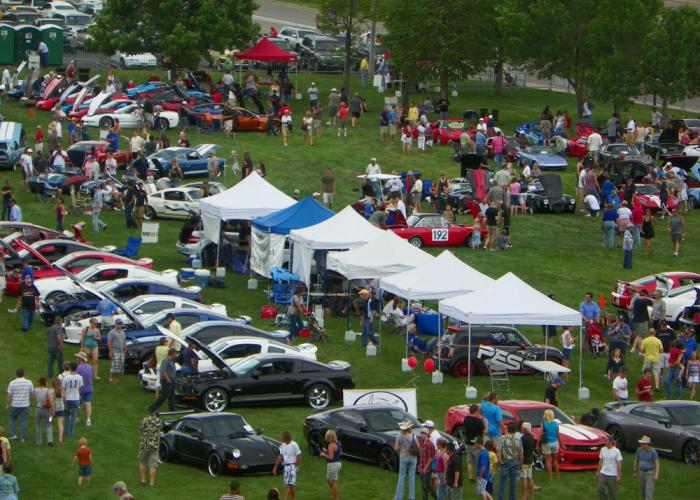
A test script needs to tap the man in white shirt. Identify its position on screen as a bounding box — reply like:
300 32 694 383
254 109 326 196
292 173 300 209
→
104 152 118 177
307 82 319 108
6 368 34 441
61 362 84 438
587 131 603 164
8 199 21 222
366 158 381 199
222 71 234 87
424 420 441 447
20 149 33 192
38 41 49 67
272 431 301 500
584 193 600 217
52 147 68 174
92 185 107 232
1 67 11 94
597 436 623 499
651 107 663 131
522 163 531 179
625 116 636 146
130 131 145 154
612 367 629 401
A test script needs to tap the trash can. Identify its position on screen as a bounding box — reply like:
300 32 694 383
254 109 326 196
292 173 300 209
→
479 107 488 118
14 24 40 64
39 24 63 66
78 67 90 81
0 24 15 65
491 109 499 123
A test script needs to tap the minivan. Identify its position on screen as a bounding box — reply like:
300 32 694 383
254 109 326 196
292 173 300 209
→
0 122 26 170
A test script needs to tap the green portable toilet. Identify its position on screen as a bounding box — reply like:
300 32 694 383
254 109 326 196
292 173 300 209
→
14 24 40 64
0 24 15 65
40 25 63 66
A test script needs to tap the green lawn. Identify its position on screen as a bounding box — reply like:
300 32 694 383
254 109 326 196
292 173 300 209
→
0 71 698 499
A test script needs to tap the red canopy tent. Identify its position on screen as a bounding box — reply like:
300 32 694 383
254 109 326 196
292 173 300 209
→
236 37 297 63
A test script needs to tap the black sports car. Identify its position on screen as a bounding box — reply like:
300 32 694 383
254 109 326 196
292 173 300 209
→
176 343 355 413
303 405 458 472
159 412 280 477
598 143 653 166
526 174 576 213
599 159 650 186
597 400 700 465
643 134 685 160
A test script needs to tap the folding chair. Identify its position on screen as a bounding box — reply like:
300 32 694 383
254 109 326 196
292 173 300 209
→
113 237 142 258
489 363 510 393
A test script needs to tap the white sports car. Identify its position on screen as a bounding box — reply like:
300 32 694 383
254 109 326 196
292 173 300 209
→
145 186 203 220
661 285 700 324
35 263 178 300
81 103 179 130
63 294 227 344
110 52 158 69
138 332 318 391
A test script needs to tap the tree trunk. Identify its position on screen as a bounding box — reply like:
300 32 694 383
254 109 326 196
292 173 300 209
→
573 84 584 119
494 56 503 97
439 71 449 99
613 103 621 117
402 77 412 108
342 26 353 97
661 96 669 124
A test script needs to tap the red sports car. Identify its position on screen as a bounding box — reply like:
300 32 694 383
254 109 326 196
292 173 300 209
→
390 213 480 248
444 400 608 471
566 124 607 158
632 184 679 211
611 271 700 309
66 141 133 167
4 249 153 296
431 119 473 145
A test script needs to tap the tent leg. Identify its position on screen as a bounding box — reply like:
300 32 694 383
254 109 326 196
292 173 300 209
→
577 323 589 400
465 322 476 399
405 298 410 360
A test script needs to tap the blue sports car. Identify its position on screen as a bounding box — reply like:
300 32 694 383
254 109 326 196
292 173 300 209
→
514 121 563 145
516 145 568 171
125 81 171 98
147 144 225 177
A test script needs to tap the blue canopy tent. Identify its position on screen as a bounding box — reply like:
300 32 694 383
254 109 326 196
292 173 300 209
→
250 197 334 277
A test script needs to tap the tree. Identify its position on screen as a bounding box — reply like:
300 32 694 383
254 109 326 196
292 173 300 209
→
640 5 700 119
317 0 371 97
89 0 257 69
502 0 660 118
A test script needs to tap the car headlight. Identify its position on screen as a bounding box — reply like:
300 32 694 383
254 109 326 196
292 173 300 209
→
570 199 575 204
231 448 241 459
543 199 549 204
126 350 139 358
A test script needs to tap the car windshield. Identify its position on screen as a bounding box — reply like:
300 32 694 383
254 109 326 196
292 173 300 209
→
315 40 341 52
512 407 576 426
365 409 419 432
70 143 101 152
669 405 700 425
270 39 292 51
529 146 553 155
153 150 181 159
406 215 420 226
66 15 90 25
230 357 260 376
684 119 700 127
186 189 203 200
635 184 659 195
203 414 254 437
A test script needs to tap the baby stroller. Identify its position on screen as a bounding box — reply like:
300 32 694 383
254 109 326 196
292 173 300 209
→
308 313 329 342
586 321 607 357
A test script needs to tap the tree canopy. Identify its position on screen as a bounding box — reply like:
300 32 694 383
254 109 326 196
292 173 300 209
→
89 0 257 68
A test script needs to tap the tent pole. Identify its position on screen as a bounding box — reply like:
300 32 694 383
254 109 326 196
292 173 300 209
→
467 322 472 388
438 313 443 373
346 280 351 334
579 322 583 389
405 297 410 360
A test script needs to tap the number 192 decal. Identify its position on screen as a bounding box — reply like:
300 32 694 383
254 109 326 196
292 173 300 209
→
431 229 448 241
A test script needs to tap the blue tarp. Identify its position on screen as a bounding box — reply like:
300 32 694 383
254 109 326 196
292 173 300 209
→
251 197 334 235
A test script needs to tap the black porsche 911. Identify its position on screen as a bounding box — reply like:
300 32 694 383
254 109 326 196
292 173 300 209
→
175 340 355 413
158 413 280 477
303 405 458 472
597 400 700 465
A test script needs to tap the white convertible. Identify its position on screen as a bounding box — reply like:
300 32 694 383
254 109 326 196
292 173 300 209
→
35 263 178 300
81 103 179 130
63 294 227 344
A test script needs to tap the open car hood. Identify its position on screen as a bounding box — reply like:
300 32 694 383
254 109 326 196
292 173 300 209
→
539 174 563 198
161 326 231 372
86 90 112 115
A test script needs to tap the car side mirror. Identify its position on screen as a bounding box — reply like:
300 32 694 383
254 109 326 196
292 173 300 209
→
357 423 368 433
251 370 260 379
134 309 143 315
256 427 264 435
658 419 671 428
196 432 204 440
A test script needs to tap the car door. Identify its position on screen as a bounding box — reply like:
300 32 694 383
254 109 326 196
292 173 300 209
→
332 411 374 462
173 418 209 464
85 267 129 285
234 359 299 403
64 256 104 273
629 406 678 454
133 299 177 316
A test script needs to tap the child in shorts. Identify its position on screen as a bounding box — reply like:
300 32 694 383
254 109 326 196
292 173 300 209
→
471 218 482 250
485 441 498 494
73 437 92 485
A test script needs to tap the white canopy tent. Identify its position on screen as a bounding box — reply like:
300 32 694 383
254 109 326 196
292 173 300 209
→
439 272 582 390
198 171 295 244
326 230 434 280
289 206 384 285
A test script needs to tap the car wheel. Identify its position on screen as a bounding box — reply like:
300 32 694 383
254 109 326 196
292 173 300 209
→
606 425 625 451
408 236 423 248
202 387 228 413
451 425 465 442
99 116 114 129
120 57 126 69
528 199 539 214
158 440 172 463
305 384 332 409
207 453 223 477
144 206 157 220
377 446 398 472
689 196 696 209
452 359 475 378
307 430 324 455
683 439 700 465
159 117 170 130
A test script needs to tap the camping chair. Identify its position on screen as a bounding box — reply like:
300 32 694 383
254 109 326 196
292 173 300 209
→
68 184 91 216
489 363 510 393
35 181 57 203
113 237 142 258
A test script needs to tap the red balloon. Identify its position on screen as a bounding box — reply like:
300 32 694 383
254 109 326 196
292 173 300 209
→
407 356 418 368
423 358 435 373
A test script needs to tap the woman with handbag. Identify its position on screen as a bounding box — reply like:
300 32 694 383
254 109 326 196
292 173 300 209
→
394 419 420 500
34 377 54 446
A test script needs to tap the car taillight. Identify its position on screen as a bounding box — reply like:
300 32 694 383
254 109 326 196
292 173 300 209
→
187 236 199 244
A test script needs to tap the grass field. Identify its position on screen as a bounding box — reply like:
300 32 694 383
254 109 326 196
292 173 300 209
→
0 70 698 500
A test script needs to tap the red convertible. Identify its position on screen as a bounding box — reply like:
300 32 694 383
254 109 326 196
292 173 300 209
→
567 124 607 158
4 249 153 296
431 119 472 145
444 400 608 471
611 271 700 309
390 213 479 248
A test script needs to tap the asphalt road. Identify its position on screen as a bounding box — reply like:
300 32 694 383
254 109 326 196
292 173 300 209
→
253 0 318 30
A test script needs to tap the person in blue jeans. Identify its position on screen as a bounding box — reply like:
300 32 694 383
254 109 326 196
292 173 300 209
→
61 362 84 438
664 340 685 399
497 422 522 500
394 419 420 500
15 276 40 332
287 287 307 342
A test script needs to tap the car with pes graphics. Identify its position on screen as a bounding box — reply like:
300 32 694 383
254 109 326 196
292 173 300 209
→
516 145 568 171
139 331 317 391
598 143 653 166
445 400 608 471
432 325 563 377
158 412 281 477
81 104 179 130
147 144 224 178
303 405 458 472
145 186 205 220
127 321 287 373
63 294 226 344
175 345 354 412
40 278 203 327
610 272 700 309
598 400 700 465
633 183 679 211
4 250 152 296
34 263 178 300
389 213 477 248
526 174 576 213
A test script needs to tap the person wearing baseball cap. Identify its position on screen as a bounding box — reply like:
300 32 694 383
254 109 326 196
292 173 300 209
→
544 377 564 407
108 318 127 384
423 420 440 447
